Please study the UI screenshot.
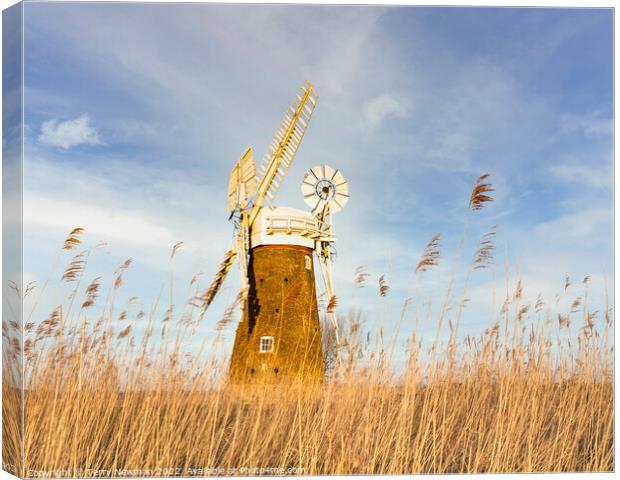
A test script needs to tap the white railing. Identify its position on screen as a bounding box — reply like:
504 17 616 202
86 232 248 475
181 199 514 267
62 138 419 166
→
264 215 334 241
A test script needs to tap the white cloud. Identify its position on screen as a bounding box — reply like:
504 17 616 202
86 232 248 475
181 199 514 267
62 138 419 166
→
560 111 612 138
549 163 612 189
38 114 100 149
21 153 236 277
24 193 175 249
535 207 611 240
363 93 411 129
584 119 613 137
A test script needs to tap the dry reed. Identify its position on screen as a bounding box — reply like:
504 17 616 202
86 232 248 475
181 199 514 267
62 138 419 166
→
2 172 613 477
2 249 610 477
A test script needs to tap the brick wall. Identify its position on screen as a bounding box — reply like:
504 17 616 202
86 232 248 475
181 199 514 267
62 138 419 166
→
229 245 324 383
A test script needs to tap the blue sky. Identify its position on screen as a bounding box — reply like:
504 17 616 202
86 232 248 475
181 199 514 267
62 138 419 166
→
18 3 613 362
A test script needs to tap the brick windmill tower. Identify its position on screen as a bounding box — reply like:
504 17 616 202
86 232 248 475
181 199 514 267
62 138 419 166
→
202 82 349 382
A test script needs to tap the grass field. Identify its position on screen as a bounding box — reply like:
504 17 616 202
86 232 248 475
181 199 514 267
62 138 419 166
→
2 175 613 476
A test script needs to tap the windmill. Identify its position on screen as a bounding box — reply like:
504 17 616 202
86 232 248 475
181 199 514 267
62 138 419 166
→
201 81 349 382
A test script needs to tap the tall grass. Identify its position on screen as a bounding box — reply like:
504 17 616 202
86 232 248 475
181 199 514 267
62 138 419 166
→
2 174 613 477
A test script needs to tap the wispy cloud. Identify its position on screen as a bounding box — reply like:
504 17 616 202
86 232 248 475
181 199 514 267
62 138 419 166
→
535 207 611 240
38 114 100 149
549 162 612 190
560 110 613 138
24 193 175 249
22 152 233 271
363 93 412 129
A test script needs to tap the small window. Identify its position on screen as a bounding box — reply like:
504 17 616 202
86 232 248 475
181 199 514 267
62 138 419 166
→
304 255 312 270
259 336 274 353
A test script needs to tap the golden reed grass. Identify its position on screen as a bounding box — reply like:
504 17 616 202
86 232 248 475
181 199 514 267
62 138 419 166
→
2 174 613 477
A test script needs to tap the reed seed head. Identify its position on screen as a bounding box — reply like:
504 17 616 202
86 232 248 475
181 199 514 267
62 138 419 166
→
468 174 494 211
416 234 441 273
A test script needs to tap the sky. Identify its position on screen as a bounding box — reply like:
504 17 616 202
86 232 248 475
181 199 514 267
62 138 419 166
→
16 3 613 365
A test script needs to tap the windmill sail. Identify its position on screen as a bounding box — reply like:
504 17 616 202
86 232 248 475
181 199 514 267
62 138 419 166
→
203 82 318 316
228 147 257 213
249 81 318 225
201 248 237 309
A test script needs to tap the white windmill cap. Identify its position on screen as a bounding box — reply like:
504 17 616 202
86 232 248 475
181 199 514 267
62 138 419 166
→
250 206 319 249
